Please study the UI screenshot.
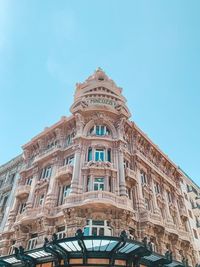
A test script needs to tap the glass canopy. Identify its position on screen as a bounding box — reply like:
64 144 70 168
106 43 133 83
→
0 232 186 267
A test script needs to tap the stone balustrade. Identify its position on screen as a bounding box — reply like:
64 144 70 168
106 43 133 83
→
125 168 137 181
15 206 49 223
64 191 134 211
178 229 191 242
15 185 31 199
1 184 12 193
33 145 61 163
55 165 73 180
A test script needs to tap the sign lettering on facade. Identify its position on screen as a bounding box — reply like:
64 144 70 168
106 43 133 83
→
87 98 116 107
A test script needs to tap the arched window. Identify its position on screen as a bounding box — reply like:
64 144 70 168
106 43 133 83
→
89 125 111 136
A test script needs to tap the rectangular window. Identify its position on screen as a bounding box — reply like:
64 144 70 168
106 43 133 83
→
96 126 100 135
94 178 104 191
87 176 91 192
9 245 16 255
145 198 150 210
26 177 33 186
57 226 66 240
88 148 93 161
66 135 72 146
141 171 147 184
40 166 52 179
193 229 198 239
2 195 8 209
154 182 160 194
167 191 172 203
107 149 111 162
63 185 71 198
9 173 15 184
61 185 71 204
38 194 45 206
95 149 105 161
19 202 26 214
84 220 111 237
27 235 38 250
64 155 74 166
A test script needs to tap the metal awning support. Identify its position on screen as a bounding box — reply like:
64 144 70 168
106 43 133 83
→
109 231 127 266
76 229 87 265
127 245 151 267
0 259 11 267
43 237 62 267
51 233 69 267
15 247 35 267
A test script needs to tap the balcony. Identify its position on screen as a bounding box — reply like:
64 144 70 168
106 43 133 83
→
15 206 52 224
178 230 191 242
55 165 73 181
179 207 188 220
125 168 137 182
140 211 164 227
63 191 134 211
33 145 61 163
1 184 12 193
15 185 31 199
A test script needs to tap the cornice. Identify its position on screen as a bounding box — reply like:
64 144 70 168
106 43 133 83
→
131 122 182 177
0 154 23 175
22 115 75 149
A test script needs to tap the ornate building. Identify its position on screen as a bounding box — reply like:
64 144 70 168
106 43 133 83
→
0 155 23 233
0 69 199 266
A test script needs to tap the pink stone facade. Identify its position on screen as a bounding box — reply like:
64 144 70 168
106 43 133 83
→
0 69 199 266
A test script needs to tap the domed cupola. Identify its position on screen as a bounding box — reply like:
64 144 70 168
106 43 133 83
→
70 68 131 118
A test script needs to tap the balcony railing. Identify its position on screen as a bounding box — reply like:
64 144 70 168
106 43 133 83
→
125 168 137 181
55 165 73 180
64 191 133 211
178 230 191 242
15 185 31 198
34 145 61 163
0 184 12 193
15 206 50 222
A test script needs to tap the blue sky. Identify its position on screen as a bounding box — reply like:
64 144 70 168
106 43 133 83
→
0 0 199 185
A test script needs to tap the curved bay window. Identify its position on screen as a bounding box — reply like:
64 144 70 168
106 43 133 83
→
84 220 112 236
89 125 111 136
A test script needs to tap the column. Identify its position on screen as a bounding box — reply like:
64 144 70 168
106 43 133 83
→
2 171 20 231
70 145 81 194
77 146 87 193
45 160 59 207
151 180 160 214
118 148 127 196
26 171 38 210
163 188 173 223
174 197 182 228
136 167 145 210
105 175 109 191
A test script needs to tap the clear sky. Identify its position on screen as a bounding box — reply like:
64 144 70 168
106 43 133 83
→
0 0 199 185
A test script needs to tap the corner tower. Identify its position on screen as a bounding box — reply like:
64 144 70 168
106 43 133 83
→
70 68 131 118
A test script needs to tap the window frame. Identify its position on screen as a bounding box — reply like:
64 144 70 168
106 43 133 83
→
93 178 105 191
